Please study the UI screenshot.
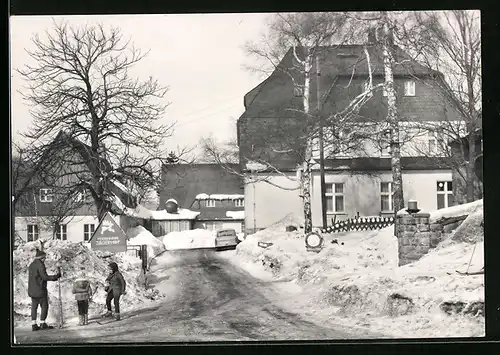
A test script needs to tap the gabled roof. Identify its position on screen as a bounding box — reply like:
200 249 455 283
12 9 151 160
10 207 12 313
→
15 131 139 216
241 44 436 118
159 163 244 209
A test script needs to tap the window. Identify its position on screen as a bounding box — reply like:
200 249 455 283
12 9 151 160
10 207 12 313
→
380 182 394 212
428 137 437 154
404 80 416 96
205 221 223 231
27 224 39 242
293 86 304 97
83 224 95 241
206 199 216 208
39 188 53 203
234 199 244 207
55 224 67 240
74 190 86 203
437 181 454 209
380 129 391 156
325 183 344 213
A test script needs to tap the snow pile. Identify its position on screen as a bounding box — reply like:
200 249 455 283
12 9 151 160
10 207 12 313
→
221 202 484 338
13 240 165 327
232 224 398 282
451 209 484 243
429 199 483 223
195 193 244 200
127 226 166 258
160 229 216 250
226 211 245 219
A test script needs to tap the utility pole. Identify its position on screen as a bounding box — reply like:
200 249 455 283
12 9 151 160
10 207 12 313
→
317 54 327 229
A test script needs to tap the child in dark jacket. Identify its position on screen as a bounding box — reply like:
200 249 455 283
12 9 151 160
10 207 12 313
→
72 272 93 326
104 262 126 320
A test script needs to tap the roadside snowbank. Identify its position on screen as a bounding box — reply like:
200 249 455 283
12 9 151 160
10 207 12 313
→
160 229 216 250
127 226 166 258
13 240 164 328
221 201 484 338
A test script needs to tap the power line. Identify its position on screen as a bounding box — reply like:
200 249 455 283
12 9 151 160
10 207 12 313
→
175 102 243 128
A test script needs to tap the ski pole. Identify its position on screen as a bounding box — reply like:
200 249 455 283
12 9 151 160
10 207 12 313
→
57 266 64 328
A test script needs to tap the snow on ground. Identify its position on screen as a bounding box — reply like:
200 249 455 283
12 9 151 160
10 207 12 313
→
220 201 484 338
13 240 165 328
160 229 216 250
127 226 166 258
450 208 484 243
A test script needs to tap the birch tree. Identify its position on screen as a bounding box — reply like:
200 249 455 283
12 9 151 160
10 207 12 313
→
380 12 405 213
400 10 482 202
16 22 177 220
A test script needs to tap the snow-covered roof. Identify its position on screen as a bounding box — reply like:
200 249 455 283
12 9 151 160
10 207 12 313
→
226 211 245 220
150 209 200 220
195 193 244 200
111 193 199 220
245 161 267 172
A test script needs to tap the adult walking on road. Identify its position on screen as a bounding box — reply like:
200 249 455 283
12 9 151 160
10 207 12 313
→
28 249 61 331
104 262 126 321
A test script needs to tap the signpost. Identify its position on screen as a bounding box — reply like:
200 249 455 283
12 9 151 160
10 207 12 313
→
89 212 127 253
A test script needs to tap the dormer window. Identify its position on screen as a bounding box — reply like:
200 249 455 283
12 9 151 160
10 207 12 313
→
206 199 216 208
404 80 416 96
74 190 86 203
40 188 53 203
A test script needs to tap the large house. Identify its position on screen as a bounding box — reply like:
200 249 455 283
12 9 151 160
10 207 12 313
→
13 131 145 244
237 36 465 234
159 163 245 233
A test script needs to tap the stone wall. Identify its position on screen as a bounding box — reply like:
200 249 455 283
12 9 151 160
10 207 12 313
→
396 212 443 266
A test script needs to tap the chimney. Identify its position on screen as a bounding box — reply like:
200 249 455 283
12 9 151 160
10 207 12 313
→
367 27 377 44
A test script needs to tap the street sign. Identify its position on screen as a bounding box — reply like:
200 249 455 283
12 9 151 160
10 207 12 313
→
89 212 127 253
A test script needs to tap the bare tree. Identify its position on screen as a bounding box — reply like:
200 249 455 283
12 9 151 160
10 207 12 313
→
16 21 178 220
240 12 374 234
399 10 482 202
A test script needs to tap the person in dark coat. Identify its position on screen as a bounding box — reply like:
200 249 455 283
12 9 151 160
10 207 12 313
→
28 249 61 331
104 262 126 320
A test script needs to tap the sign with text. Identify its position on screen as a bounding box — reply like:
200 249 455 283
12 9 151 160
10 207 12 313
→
89 212 127 253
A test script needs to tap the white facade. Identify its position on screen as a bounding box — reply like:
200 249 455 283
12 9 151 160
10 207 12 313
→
14 214 124 244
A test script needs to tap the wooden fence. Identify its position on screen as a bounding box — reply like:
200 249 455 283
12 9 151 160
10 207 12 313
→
320 216 395 234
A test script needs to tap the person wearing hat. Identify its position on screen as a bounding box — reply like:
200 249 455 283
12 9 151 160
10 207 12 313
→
28 249 61 331
103 262 126 320
72 269 93 326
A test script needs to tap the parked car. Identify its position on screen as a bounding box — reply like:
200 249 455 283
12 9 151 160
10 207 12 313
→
215 229 238 251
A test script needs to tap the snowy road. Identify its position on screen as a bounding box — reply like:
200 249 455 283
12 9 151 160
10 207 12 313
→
14 249 377 343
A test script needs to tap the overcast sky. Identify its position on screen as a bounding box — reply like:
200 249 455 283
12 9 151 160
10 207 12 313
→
10 14 269 156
